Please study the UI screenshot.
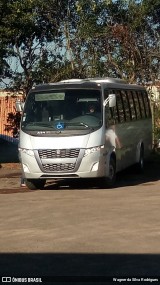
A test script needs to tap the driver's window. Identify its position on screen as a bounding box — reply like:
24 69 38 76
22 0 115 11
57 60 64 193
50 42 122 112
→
104 89 115 127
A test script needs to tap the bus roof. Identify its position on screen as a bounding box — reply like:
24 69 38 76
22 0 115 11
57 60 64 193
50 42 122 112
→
31 78 146 92
60 78 127 84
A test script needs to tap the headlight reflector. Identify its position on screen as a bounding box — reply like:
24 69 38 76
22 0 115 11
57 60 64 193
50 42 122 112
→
19 148 34 157
84 145 104 157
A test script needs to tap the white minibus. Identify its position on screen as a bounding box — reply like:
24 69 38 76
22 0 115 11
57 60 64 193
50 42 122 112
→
17 78 152 189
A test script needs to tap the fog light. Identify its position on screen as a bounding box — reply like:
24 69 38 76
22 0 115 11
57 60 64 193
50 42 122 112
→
91 162 99 172
23 164 30 173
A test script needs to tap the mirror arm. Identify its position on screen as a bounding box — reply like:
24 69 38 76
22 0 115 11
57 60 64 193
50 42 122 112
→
103 98 109 107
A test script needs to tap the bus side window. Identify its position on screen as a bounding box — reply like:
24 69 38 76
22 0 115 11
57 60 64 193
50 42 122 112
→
132 90 141 120
121 90 131 121
142 91 151 118
127 90 136 120
115 90 125 123
104 89 115 126
137 91 145 118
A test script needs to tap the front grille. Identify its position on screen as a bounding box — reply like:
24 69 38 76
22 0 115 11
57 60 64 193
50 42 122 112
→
38 149 80 159
42 163 76 172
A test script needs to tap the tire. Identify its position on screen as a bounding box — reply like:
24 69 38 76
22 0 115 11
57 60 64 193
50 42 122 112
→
100 157 116 188
135 146 144 173
25 179 46 190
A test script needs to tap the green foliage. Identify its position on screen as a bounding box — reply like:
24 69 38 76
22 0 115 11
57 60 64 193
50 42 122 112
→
56 0 160 83
5 111 21 138
0 0 159 137
0 0 159 93
0 0 67 94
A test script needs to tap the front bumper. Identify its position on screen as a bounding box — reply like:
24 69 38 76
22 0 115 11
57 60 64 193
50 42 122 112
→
20 148 106 180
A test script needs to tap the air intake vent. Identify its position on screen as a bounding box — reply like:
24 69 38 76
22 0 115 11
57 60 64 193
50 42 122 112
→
38 149 80 159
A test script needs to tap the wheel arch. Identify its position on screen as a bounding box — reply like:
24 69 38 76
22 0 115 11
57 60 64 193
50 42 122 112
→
136 141 144 164
105 150 116 177
110 151 116 164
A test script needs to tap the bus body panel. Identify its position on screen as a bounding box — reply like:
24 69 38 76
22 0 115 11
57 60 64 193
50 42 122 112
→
19 127 106 180
114 120 152 172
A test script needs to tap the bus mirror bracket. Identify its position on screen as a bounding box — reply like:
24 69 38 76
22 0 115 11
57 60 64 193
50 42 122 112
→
15 100 24 112
103 94 116 108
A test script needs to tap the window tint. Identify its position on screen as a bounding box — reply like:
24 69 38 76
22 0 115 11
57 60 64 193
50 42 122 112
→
127 90 136 120
104 88 151 124
132 91 141 119
142 91 151 117
121 90 131 121
137 91 145 118
115 90 125 123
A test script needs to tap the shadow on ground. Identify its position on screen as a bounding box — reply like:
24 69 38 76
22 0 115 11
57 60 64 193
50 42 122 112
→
43 155 160 190
0 253 159 284
0 138 19 163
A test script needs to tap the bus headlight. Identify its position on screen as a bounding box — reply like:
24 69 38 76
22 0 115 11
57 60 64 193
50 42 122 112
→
19 148 34 157
84 145 104 157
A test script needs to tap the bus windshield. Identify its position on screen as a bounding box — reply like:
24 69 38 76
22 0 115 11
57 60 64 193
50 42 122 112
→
21 89 102 134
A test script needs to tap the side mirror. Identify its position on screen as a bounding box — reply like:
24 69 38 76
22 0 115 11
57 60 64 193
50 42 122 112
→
109 94 116 108
15 100 24 112
103 94 116 107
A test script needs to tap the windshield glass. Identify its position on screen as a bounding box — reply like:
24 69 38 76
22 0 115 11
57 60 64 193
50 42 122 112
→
21 89 102 133
21 89 102 134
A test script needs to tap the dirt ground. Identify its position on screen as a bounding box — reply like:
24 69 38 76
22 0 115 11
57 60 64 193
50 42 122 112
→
0 137 21 190
0 163 22 192
1 158 160 282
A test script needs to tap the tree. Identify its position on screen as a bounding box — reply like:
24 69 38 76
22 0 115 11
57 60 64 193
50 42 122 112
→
0 0 159 90
1 0 159 139
56 0 160 83
0 0 67 95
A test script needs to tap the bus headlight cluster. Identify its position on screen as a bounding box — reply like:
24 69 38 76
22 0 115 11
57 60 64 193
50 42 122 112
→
84 145 104 157
18 148 34 157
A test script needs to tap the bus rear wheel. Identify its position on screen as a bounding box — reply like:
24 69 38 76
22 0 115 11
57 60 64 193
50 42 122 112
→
135 146 144 173
25 179 46 190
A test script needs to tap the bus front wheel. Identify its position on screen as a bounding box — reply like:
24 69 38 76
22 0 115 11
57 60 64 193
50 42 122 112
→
100 157 116 188
25 179 46 190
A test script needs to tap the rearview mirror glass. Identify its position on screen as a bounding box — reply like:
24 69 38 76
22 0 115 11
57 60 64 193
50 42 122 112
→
109 94 116 108
15 100 24 112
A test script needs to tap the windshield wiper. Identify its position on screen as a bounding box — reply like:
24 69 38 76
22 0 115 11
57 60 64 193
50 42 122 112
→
23 122 55 129
23 121 93 131
65 122 90 129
